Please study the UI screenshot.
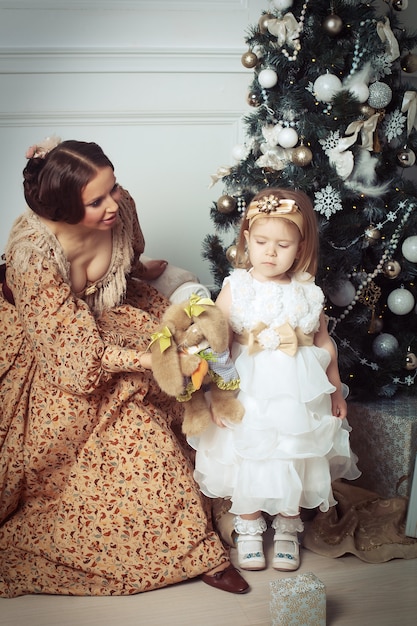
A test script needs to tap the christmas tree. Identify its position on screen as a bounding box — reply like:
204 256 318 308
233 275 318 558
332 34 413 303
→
203 0 417 400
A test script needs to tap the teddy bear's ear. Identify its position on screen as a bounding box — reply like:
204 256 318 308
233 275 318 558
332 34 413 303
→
193 305 229 353
162 302 190 331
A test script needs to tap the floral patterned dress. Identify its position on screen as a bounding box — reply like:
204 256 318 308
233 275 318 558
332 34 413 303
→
0 190 227 598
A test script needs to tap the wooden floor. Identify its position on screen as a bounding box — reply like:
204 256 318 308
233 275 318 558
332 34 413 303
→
1 528 416 626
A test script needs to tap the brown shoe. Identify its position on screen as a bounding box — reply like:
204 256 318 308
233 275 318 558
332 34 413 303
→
201 563 250 594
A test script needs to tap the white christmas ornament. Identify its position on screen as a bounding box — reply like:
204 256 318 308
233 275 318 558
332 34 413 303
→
348 82 370 103
277 127 299 148
372 333 399 357
272 0 293 10
258 68 278 88
402 236 417 262
231 144 248 161
313 73 342 103
329 280 356 307
387 287 415 315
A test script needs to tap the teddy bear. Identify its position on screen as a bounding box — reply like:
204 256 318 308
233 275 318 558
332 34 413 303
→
149 294 244 436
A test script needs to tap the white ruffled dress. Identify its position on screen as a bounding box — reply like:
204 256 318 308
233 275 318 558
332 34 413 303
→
189 269 360 517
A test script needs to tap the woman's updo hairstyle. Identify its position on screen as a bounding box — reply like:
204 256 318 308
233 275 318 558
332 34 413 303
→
23 140 114 224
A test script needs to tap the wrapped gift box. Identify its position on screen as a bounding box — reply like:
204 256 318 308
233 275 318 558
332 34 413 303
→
347 397 417 498
270 572 326 626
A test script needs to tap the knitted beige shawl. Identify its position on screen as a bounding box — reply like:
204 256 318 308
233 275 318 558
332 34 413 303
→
5 189 143 315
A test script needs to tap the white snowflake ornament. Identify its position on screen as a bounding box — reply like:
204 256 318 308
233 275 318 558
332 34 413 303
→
314 185 343 219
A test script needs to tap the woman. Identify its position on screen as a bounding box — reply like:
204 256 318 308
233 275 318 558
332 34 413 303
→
0 137 248 597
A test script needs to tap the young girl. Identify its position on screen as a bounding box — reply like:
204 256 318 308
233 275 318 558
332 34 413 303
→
189 187 360 572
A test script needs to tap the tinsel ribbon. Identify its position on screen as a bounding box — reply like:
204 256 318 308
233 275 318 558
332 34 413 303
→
237 322 313 356
401 91 417 137
183 294 215 318
376 17 400 61
267 13 299 47
149 326 173 353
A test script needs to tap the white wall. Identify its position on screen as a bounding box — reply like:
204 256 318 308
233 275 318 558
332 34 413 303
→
1 0 416 287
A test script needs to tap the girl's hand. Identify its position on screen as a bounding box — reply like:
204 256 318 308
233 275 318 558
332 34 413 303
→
331 388 347 419
211 408 227 428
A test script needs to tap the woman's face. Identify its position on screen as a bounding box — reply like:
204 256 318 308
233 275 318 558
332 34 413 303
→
80 166 121 230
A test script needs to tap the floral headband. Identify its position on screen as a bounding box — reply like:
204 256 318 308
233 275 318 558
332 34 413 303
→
246 195 304 236
25 134 61 159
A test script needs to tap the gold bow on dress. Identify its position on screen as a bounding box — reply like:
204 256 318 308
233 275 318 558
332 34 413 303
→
237 322 313 356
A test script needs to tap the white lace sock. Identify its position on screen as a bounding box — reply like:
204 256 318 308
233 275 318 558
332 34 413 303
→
271 515 304 571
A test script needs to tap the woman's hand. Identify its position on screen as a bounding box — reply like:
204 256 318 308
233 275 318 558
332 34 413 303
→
139 351 153 370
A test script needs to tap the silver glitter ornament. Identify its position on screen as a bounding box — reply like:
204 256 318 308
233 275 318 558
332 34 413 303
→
367 82 392 109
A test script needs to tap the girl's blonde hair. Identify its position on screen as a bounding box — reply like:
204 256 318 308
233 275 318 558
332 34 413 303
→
235 187 318 276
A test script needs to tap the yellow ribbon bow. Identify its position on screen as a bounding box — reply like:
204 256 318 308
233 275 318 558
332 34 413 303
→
149 326 173 353
183 294 215 318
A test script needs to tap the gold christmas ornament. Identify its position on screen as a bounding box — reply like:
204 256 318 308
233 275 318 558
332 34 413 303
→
405 351 417 370
392 0 408 10
226 245 237 264
247 91 261 107
401 53 417 74
359 104 376 118
291 144 313 167
258 13 274 34
383 259 401 279
217 194 237 214
397 147 416 167
241 50 258 69
322 14 343 36
365 225 381 244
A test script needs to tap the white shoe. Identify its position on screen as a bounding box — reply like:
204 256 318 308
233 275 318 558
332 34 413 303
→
236 534 266 570
272 532 300 571
234 515 267 571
